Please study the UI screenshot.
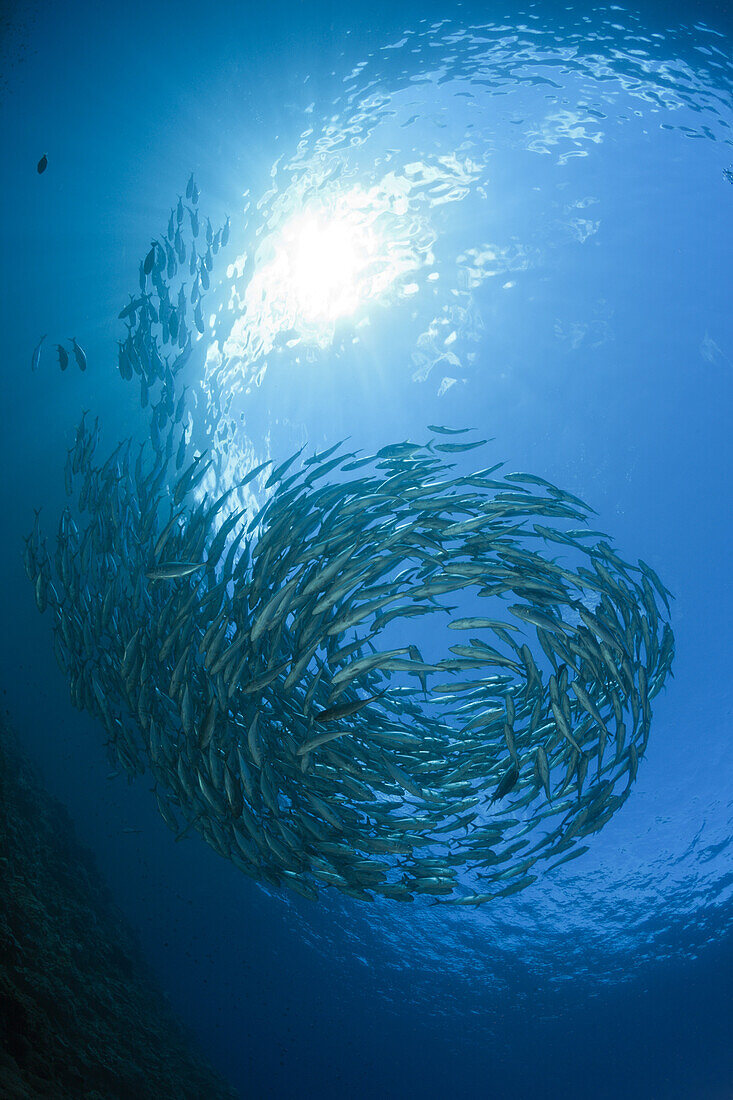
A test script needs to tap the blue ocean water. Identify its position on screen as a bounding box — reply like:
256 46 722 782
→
2 1 732 1097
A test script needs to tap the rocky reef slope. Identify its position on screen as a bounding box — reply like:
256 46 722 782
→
0 719 237 1099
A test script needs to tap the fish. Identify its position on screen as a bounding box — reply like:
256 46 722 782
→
492 763 519 803
56 344 69 371
37 154 47 174
536 746 551 801
145 561 204 580
296 729 351 756
434 438 489 453
314 690 386 724
118 296 145 321
31 334 46 371
143 243 157 275
428 425 473 435
449 617 519 631
69 337 87 371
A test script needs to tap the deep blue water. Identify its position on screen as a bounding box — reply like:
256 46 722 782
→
2 1 732 1097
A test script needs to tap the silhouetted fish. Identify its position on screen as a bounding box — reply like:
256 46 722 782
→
31 334 46 371
69 337 87 371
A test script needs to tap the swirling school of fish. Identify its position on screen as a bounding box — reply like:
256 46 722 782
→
25 177 674 905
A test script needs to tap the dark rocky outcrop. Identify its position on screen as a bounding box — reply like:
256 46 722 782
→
0 719 237 1099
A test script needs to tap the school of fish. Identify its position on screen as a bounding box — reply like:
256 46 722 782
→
25 177 675 905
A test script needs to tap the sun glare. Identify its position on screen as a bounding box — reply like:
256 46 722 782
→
219 182 425 383
284 212 372 324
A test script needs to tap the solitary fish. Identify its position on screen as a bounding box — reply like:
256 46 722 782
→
37 154 47 174
428 425 473 435
31 334 46 371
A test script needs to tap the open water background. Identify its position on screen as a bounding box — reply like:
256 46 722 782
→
1 1 732 1096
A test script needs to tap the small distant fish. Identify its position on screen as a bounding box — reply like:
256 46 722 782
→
69 337 87 371
723 167 733 186
428 425 473 435
56 344 69 371
31 334 46 371
186 172 195 199
37 154 47 174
